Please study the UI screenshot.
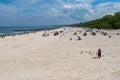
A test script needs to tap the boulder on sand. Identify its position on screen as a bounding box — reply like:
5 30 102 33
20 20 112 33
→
73 32 77 35
42 32 49 37
53 31 59 36
101 31 108 36
91 32 96 36
82 32 87 36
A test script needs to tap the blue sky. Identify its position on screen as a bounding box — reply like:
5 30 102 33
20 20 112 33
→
0 0 120 26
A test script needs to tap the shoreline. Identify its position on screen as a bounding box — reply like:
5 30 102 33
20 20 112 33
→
0 26 120 38
0 26 64 38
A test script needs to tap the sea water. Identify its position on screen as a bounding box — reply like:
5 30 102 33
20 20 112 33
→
0 26 62 37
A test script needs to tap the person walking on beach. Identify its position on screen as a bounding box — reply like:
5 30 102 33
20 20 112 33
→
97 48 101 58
77 35 81 40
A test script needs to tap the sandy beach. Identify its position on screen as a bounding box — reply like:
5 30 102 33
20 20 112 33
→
0 27 120 80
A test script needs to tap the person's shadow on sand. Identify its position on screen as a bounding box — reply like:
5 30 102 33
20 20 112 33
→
92 55 104 59
92 56 98 59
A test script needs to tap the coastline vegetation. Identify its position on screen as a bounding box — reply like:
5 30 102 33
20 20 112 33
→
70 12 120 29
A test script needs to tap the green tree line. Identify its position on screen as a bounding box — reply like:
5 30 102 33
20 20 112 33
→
70 12 120 29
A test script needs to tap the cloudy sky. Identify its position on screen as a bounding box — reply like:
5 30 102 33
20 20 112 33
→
0 0 120 26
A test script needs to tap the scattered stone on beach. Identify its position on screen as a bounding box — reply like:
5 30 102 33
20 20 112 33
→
53 31 59 36
42 32 49 37
59 30 63 33
116 32 120 35
109 35 111 38
91 32 96 36
0 35 5 38
0 33 7 38
86 29 91 32
73 32 77 35
82 32 87 36
101 31 108 36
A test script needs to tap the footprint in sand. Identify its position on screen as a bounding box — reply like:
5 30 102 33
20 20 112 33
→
89 51 91 54
80 51 83 54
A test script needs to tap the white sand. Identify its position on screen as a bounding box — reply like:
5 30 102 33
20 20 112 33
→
0 27 120 80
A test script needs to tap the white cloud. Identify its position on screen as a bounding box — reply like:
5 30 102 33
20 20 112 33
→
63 3 92 9
63 4 72 9
0 0 120 26
91 2 120 19
61 1 120 22
50 8 59 17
